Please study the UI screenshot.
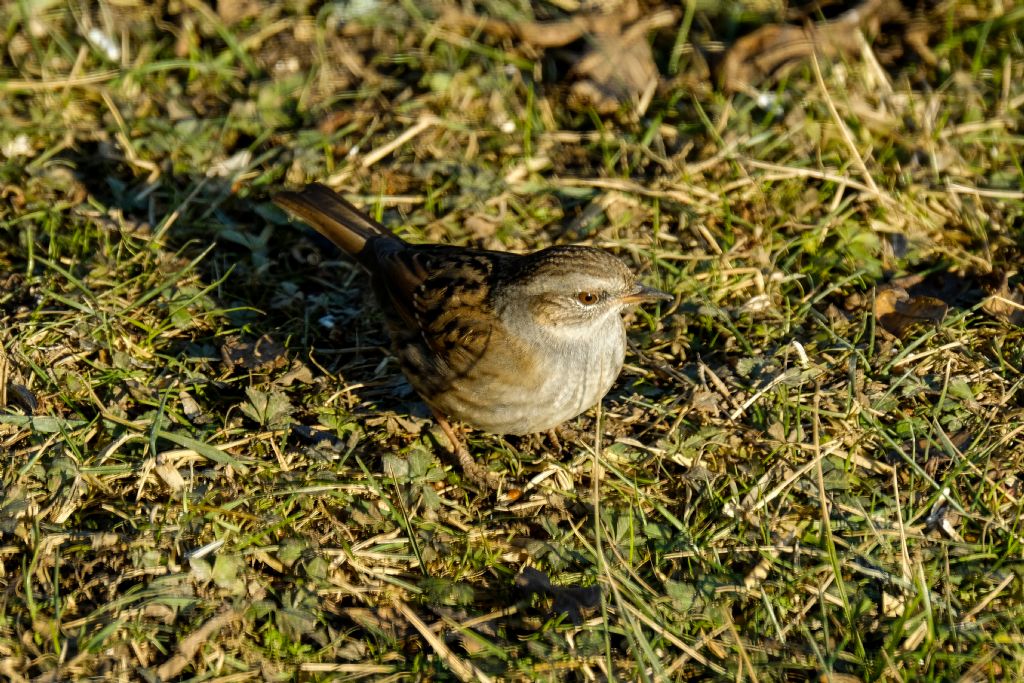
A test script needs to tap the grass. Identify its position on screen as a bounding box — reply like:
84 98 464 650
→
1 0 1024 680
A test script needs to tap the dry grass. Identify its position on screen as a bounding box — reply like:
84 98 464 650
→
1 0 1023 680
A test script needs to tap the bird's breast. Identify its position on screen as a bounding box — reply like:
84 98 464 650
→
420 319 627 435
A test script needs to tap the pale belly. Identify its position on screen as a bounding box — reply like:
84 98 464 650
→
426 327 627 435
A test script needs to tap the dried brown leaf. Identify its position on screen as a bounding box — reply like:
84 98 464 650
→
441 0 675 111
874 287 948 338
154 454 187 492
720 0 907 92
983 277 1024 326
690 390 721 417
277 360 315 387
570 27 658 113
220 334 288 371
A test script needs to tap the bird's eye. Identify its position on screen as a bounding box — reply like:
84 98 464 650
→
576 291 599 306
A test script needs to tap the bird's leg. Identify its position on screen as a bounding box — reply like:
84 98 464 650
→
432 410 499 489
546 428 562 453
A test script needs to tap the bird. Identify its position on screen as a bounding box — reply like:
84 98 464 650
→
274 182 671 486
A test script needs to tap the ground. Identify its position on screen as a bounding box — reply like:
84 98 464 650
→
1 0 1023 680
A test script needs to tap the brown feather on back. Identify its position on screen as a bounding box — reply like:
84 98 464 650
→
274 184 509 389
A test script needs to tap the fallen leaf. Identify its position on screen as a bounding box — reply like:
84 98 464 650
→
277 360 314 386
983 275 1024 326
154 454 187 492
690 390 721 417
220 334 289 371
720 0 908 93
569 17 661 113
441 0 676 112
179 389 207 424
874 287 948 338
240 386 294 429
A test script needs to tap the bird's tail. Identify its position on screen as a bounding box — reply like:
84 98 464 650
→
273 183 401 261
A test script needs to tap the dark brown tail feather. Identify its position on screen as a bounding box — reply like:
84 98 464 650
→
273 183 402 263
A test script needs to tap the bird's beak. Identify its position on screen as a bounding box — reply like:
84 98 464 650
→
620 284 673 305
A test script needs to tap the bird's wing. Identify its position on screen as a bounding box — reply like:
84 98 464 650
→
375 247 508 371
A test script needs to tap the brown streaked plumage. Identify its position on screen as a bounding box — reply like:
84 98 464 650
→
274 182 671 486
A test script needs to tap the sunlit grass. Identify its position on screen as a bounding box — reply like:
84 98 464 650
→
1 0 1022 680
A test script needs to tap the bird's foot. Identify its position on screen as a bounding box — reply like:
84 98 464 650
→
433 412 501 490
